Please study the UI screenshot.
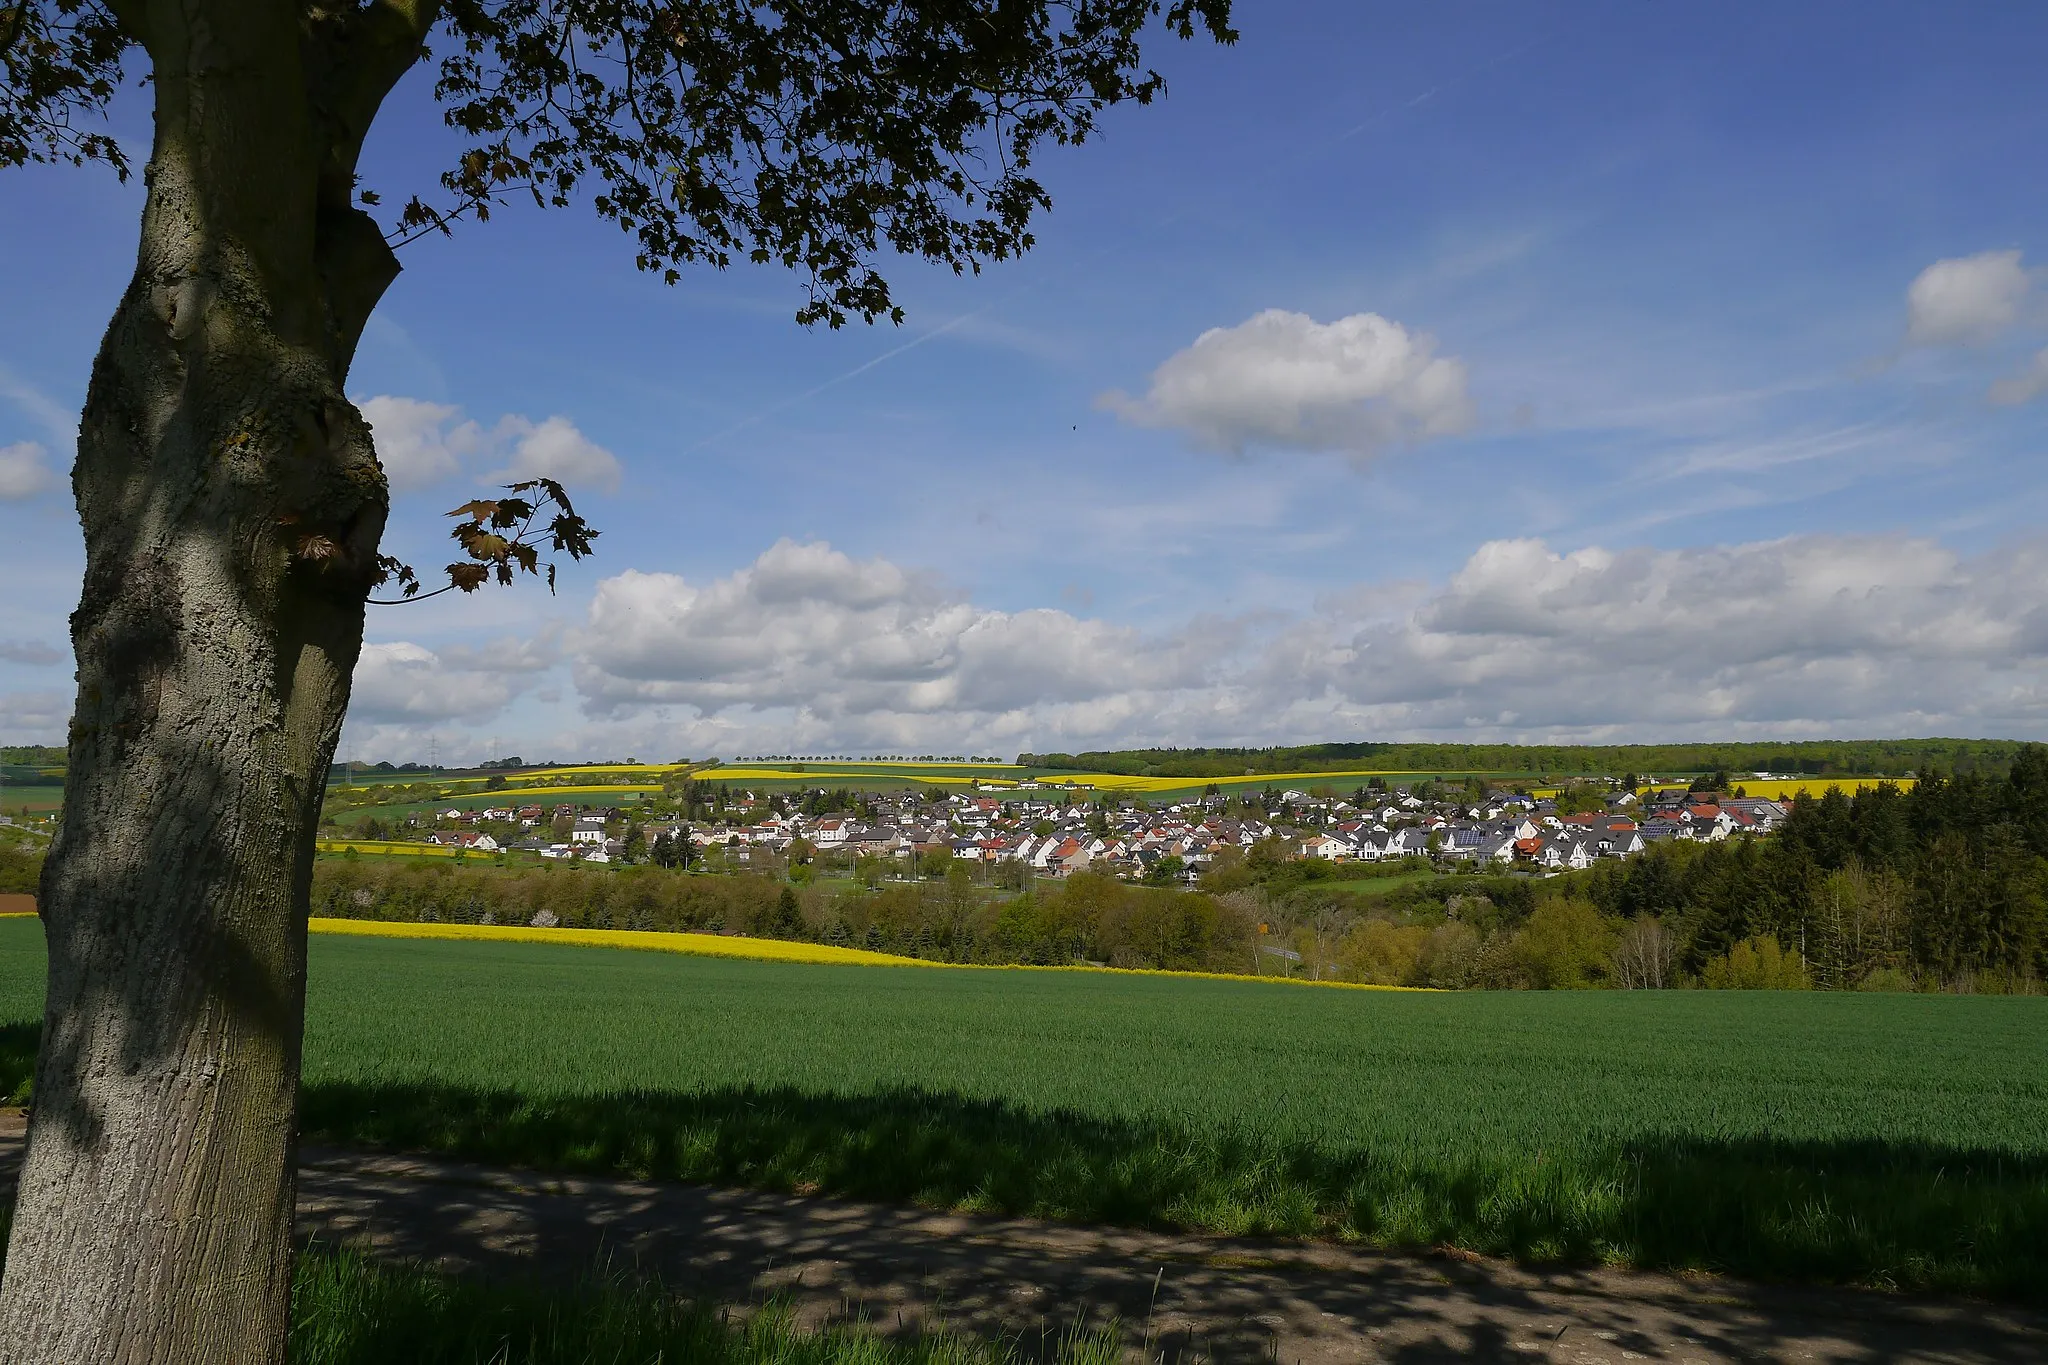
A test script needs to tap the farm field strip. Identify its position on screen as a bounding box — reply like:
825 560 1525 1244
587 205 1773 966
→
340 784 658 806
305 917 1422 990
316 840 463 858
1672 777 1915 800
309 917 928 967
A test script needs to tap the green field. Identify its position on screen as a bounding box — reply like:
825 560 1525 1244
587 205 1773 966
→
0 919 2042 1299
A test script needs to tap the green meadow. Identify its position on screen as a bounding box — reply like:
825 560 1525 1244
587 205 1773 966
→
0 920 2041 1299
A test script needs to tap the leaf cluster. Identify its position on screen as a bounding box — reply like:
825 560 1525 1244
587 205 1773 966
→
372 476 598 603
10 1 1234 329
406 0 1235 324
0 0 129 175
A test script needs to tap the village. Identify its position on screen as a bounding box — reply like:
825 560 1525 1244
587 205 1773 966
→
390 778 1793 879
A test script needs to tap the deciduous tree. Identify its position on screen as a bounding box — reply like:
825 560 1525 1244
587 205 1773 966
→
0 1 1234 1358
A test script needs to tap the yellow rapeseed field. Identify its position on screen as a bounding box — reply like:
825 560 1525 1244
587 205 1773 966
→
704 766 1013 786
309 918 929 966
448 784 655 802
1636 777 1915 801
1027 769 1423 793
307 918 1426 990
1724 776 1915 800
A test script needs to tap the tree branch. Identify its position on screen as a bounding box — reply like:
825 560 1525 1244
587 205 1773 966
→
97 0 149 51
308 0 442 196
0 4 30 59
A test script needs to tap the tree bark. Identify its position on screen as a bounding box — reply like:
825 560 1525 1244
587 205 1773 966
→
0 2 412 1359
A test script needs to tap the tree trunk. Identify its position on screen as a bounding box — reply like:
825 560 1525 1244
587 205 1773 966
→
0 4 401 1359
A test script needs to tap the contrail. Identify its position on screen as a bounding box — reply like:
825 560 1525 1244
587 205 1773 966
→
685 306 997 450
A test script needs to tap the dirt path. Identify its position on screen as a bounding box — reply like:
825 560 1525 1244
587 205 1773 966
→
3 1125 2043 1363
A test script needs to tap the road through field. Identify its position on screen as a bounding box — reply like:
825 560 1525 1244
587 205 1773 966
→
0 1116 2031 1364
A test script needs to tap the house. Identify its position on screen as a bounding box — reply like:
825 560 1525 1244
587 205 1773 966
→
1048 837 1089 876
1384 827 1431 858
570 816 608 845
1475 836 1517 866
427 831 499 852
1600 829 1645 858
1030 838 1068 870
1532 836 1593 870
1439 827 1488 860
1301 833 1349 860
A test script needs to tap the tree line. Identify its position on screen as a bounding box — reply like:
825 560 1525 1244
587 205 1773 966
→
71 744 2048 994
1020 738 2029 780
1559 753 2048 990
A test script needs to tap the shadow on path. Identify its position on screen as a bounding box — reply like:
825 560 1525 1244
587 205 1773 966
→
281 1144 2048 1365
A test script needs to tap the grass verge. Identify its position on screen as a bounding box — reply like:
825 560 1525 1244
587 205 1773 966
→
293 1246 1119 1365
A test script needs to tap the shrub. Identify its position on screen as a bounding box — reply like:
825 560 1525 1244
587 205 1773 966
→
1511 898 1617 989
1702 935 1810 990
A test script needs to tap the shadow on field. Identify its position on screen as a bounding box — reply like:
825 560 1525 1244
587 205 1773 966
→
295 1079 2048 1305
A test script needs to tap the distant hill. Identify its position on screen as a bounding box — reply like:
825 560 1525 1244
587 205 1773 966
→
0 745 65 776
1017 739 2027 780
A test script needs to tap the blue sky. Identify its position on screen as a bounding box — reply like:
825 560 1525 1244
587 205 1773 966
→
5 1 2048 762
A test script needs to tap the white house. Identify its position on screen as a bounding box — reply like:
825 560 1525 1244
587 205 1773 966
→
1301 833 1349 860
428 831 499 852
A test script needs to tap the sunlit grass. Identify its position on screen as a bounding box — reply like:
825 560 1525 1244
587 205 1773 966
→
0 921 2039 1299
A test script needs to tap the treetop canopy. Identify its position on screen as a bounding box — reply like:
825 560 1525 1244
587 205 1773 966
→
3 0 1236 324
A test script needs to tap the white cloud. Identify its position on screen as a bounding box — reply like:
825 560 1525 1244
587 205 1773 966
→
0 690 69 743
576 541 1189 732
0 442 57 500
564 534 2048 753
1099 309 1473 460
349 641 520 724
357 397 620 495
1989 347 2048 406
483 415 623 494
1906 249 2033 345
359 397 476 491
1276 534 2048 736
